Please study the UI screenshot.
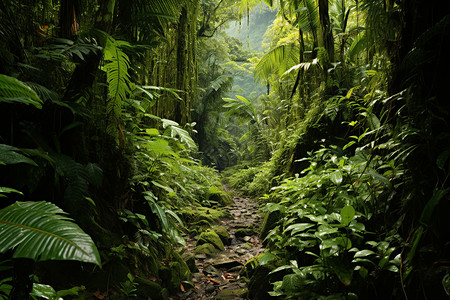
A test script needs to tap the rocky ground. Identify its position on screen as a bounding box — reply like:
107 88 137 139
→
174 195 264 300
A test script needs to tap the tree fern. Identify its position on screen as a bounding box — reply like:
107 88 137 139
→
0 74 43 108
103 36 132 135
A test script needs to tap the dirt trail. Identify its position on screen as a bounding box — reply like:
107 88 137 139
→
177 195 264 299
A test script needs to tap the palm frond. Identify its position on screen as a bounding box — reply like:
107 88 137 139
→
296 0 319 33
161 119 197 149
0 201 101 265
0 74 43 108
254 42 300 83
348 30 367 61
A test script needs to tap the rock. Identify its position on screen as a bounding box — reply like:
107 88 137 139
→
197 230 225 251
228 265 243 273
235 228 255 238
195 253 207 259
216 288 248 299
204 264 220 276
208 185 234 206
205 284 216 293
194 243 218 257
158 251 191 293
212 225 231 245
134 277 167 300
236 248 247 255
240 242 254 250
182 252 199 273
213 260 243 270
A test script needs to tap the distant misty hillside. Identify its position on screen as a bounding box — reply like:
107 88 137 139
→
225 4 277 53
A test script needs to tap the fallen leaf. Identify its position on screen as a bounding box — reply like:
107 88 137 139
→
93 289 106 299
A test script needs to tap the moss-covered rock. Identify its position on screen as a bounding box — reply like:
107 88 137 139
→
134 277 167 300
235 228 255 238
211 225 231 245
178 206 229 225
182 252 198 273
197 230 225 250
158 251 191 293
208 185 234 206
260 210 282 241
216 288 248 299
194 243 218 257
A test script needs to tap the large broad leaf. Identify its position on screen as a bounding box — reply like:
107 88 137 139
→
0 144 38 166
0 74 43 108
0 201 100 266
340 205 355 226
330 170 343 185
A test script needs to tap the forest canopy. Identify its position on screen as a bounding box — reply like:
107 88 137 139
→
1 0 450 299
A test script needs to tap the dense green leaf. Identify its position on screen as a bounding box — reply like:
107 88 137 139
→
0 201 100 265
0 74 43 108
0 144 38 166
330 170 343 185
340 205 355 226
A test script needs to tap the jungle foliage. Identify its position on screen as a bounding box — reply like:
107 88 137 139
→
0 0 449 299
224 0 450 299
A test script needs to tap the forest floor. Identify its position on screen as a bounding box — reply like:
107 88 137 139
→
175 194 264 299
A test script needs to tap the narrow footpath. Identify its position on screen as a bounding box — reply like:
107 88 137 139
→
178 195 264 299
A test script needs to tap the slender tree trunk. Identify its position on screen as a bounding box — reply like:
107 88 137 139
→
175 7 188 125
317 0 334 81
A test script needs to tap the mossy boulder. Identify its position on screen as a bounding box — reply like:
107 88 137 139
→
260 210 282 241
235 228 255 238
197 229 225 251
182 252 198 273
179 206 229 224
211 225 231 245
159 252 191 293
208 185 234 206
134 277 167 300
194 243 218 257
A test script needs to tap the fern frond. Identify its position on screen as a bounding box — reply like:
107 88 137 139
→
210 75 234 92
0 74 43 108
104 37 132 134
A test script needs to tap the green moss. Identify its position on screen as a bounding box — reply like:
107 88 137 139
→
194 243 217 257
182 252 198 273
134 277 167 300
159 251 191 293
216 288 248 299
211 225 231 245
208 185 233 206
197 229 225 250
235 228 255 238
178 206 229 224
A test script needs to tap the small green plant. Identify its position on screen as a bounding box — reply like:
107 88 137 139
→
119 273 138 299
